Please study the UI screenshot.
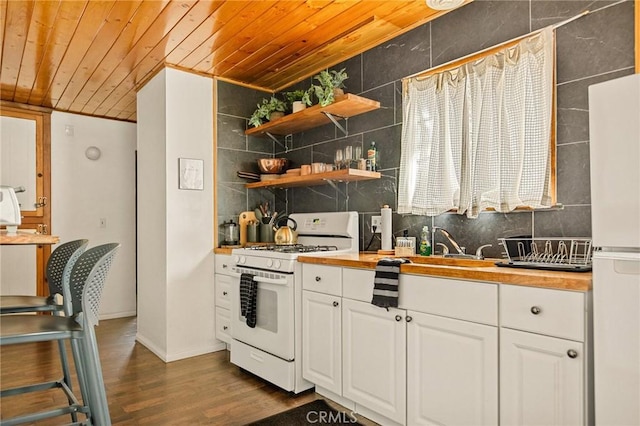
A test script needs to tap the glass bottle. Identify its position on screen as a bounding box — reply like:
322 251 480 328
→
367 141 378 171
419 225 432 256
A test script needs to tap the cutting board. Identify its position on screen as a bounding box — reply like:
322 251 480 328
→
238 211 257 247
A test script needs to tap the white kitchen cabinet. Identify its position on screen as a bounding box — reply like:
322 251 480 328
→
407 311 498 426
302 290 342 395
500 285 590 426
300 262 590 426
500 328 585 426
342 298 406 425
214 254 233 344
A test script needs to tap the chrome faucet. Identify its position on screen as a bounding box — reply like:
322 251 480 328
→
432 227 465 255
432 226 492 259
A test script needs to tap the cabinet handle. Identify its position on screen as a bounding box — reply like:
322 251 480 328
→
223 291 228 296
530 306 541 315
333 301 339 307
315 276 321 282
223 326 228 330
567 349 578 359
222 264 228 269
395 315 402 322
406 315 413 322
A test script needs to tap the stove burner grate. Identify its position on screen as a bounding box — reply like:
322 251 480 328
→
245 244 339 253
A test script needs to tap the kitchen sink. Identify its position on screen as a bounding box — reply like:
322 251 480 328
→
407 255 496 268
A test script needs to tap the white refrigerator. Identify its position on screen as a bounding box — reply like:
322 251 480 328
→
589 73 640 426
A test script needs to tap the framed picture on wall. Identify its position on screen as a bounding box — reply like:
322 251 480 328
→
178 158 204 190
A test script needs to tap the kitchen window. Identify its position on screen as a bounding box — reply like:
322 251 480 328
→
398 26 555 218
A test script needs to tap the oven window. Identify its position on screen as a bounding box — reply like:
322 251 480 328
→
251 288 277 333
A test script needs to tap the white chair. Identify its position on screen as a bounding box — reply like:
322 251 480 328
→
0 243 120 425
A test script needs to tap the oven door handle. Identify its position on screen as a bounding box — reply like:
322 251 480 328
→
252 276 288 286
232 269 289 286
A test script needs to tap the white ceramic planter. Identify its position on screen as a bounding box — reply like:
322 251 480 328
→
292 101 306 113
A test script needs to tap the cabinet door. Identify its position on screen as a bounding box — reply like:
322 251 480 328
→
407 311 498 425
342 298 406 424
215 307 231 344
302 290 341 394
215 273 232 309
501 328 584 426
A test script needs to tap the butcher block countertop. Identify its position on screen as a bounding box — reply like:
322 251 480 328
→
0 230 60 245
214 247 235 255
297 253 592 292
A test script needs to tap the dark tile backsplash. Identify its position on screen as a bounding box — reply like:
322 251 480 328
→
216 0 634 251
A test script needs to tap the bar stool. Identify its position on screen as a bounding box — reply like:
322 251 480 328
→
0 243 120 426
1 239 88 409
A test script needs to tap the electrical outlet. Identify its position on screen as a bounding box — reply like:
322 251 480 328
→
371 216 382 233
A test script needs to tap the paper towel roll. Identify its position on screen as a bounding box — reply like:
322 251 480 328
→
381 205 392 251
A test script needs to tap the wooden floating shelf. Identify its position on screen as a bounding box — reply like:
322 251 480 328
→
245 94 380 137
245 168 381 189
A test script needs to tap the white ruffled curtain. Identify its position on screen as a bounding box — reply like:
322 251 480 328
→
398 27 554 218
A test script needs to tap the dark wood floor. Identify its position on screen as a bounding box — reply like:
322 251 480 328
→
1 316 322 425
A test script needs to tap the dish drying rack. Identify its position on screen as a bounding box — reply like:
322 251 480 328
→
496 237 593 272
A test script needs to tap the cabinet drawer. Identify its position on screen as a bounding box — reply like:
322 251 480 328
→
215 254 233 275
215 274 232 309
302 264 342 296
400 274 498 325
500 285 585 341
342 267 375 302
216 307 231 344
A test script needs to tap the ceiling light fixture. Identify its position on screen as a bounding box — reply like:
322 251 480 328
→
426 0 465 10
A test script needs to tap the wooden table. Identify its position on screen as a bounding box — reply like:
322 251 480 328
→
0 230 59 245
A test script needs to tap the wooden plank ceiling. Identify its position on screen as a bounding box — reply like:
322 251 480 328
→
0 0 468 122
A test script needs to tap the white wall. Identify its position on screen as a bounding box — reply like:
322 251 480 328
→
137 68 220 362
51 111 137 319
136 70 169 356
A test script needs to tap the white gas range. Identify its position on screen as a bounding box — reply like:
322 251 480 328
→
229 211 359 393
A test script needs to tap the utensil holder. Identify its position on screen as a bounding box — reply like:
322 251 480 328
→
247 223 258 243
395 237 416 256
260 224 274 243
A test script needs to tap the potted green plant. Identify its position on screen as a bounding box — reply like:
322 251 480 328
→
284 89 312 113
248 96 287 127
311 68 348 107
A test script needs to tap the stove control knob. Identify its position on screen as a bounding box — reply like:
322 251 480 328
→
274 260 282 269
267 259 273 268
239 256 246 264
234 255 240 264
